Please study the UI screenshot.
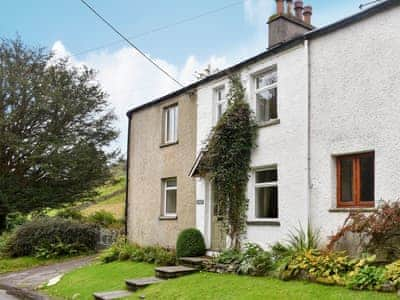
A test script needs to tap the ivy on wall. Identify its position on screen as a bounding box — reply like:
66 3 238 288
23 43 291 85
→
200 74 258 250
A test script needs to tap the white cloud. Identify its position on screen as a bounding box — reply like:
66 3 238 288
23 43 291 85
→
244 0 275 26
51 41 228 154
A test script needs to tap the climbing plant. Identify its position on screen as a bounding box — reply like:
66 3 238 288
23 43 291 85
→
200 74 257 250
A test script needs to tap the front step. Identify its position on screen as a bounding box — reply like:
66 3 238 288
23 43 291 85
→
93 290 132 300
179 257 209 269
155 265 197 279
126 276 164 291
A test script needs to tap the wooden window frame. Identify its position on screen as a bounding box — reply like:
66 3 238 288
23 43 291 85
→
336 152 375 208
163 178 177 217
254 69 278 123
162 104 178 144
254 167 279 220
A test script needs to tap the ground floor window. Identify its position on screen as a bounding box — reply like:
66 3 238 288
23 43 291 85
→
255 167 278 219
336 152 374 208
163 178 177 216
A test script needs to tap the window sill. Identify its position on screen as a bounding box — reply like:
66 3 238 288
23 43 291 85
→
329 208 377 213
159 215 178 221
257 119 280 128
246 220 280 226
160 141 179 148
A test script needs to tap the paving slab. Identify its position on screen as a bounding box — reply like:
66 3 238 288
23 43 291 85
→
93 290 132 300
155 265 197 279
0 289 19 300
126 276 164 291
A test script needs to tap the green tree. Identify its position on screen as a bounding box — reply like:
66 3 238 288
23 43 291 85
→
0 38 118 232
200 74 257 250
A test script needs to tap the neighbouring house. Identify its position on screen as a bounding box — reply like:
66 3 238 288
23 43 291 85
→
126 0 400 250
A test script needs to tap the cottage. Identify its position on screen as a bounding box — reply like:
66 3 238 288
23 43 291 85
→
126 0 400 250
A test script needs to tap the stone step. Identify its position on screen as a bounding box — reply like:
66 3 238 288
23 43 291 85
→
179 257 209 269
125 277 164 291
93 290 132 300
155 265 198 279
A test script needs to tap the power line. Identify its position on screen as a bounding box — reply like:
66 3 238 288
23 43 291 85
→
79 0 184 87
72 0 244 58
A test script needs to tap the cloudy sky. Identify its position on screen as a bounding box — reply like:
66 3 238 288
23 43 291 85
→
2 0 368 154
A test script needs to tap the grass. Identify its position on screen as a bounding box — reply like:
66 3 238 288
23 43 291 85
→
0 256 77 274
43 261 398 300
43 261 153 299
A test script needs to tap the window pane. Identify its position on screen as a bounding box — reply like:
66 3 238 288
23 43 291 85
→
340 158 353 202
256 88 277 122
165 106 178 143
166 178 177 187
256 71 277 89
360 156 374 202
255 186 278 218
256 169 278 183
166 189 177 214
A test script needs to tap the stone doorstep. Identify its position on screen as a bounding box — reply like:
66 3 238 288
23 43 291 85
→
125 277 164 291
155 266 198 279
93 290 133 300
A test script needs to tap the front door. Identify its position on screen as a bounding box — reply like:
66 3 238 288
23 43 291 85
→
210 187 226 251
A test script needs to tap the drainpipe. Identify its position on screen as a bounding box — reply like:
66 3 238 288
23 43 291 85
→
305 38 312 226
124 114 132 238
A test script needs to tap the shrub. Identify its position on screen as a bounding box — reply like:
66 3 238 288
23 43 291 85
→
88 210 118 227
100 238 176 266
215 249 242 265
279 250 375 286
34 237 89 259
348 265 386 291
4 217 99 257
328 201 400 261
385 259 400 288
238 243 273 276
176 228 206 258
56 208 84 221
6 213 27 231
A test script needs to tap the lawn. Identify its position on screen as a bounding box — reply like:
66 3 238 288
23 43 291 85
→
43 261 398 300
0 256 78 274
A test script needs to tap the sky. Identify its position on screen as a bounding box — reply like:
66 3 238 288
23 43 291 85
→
1 0 368 154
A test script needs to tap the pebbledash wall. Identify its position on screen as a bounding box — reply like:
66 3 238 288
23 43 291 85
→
309 5 400 242
127 93 197 248
195 43 310 249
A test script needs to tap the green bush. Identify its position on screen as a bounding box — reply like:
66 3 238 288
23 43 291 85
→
56 208 84 221
6 213 27 231
215 249 242 265
4 217 99 257
34 237 89 259
100 238 176 266
176 228 206 258
385 259 400 288
348 265 386 291
238 243 273 276
88 210 118 227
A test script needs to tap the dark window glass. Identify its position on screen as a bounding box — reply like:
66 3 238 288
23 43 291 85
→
340 158 353 202
256 169 278 183
255 186 278 218
360 156 374 202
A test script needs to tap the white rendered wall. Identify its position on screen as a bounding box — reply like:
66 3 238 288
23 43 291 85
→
309 6 400 243
196 45 310 249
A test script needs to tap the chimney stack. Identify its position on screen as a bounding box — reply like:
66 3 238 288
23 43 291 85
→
294 0 304 20
303 5 313 24
276 0 284 15
286 0 293 16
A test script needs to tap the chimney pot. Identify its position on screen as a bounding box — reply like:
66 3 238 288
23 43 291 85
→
276 0 284 15
286 0 293 15
303 5 312 24
294 0 304 20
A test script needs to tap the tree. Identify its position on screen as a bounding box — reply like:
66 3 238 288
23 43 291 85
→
0 38 118 232
200 74 257 250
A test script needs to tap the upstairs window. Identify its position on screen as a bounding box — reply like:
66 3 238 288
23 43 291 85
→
214 86 227 122
255 167 278 219
163 105 178 144
336 152 374 208
255 70 278 123
163 178 177 216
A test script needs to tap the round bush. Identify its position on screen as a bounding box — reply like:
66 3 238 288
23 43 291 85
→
176 228 206 258
4 217 99 257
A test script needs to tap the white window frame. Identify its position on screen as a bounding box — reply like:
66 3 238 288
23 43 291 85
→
254 166 279 220
254 69 278 123
163 178 177 217
213 85 227 123
163 105 178 144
